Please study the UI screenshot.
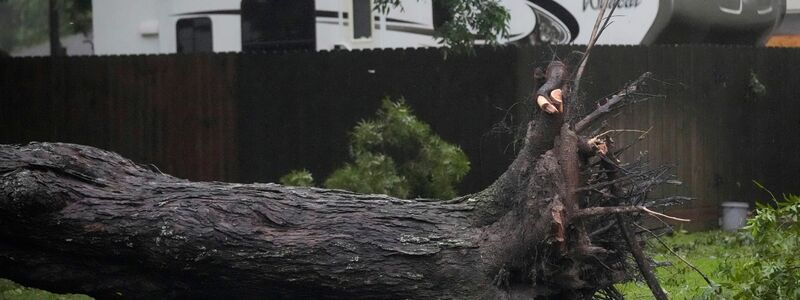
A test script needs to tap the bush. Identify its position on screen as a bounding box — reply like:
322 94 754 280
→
618 186 800 299
323 152 410 197
282 98 470 199
716 187 800 299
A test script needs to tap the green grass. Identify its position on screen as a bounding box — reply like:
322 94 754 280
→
0 278 93 300
616 230 754 299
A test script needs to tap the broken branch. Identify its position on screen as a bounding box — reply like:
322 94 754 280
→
573 0 615 93
592 129 650 141
574 72 652 133
612 126 653 156
617 216 669 300
574 206 691 222
633 223 715 288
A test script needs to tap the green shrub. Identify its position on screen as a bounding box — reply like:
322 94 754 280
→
281 98 470 199
325 98 469 199
279 169 315 187
717 186 800 299
323 152 410 198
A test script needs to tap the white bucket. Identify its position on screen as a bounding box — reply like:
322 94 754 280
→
720 202 749 231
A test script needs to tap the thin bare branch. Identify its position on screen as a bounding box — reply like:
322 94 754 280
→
641 206 691 222
612 126 653 156
596 1 620 42
633 223 715 288
592 129 650 140
645 196 695 208
589 221 617 237
574 72 652 133
576 172 640 192
615 95 666 110
573 0 614 93
574 206 690 222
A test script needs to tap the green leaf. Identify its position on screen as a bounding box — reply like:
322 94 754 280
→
279 169 315 187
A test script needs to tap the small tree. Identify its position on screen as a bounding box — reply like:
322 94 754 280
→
374 0 510 52
281 99 470 199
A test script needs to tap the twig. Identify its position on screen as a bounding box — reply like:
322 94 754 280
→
633 223 715 288
634 225 671 237
573 0 614 93
575 172 637 192
615 95 665 110
641 206 691 222
595 1 620 44
753 180 780 205
645 196 695 208
589 221 616 237
579 164 671 191
595 286 625 300
574 72 651 133
574 205 690 222
612 126 653 156
592 129 649 140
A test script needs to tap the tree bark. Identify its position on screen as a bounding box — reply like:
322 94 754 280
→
0 136 593 299
0 64 658 299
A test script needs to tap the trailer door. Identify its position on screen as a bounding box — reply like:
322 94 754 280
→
241 0 316 51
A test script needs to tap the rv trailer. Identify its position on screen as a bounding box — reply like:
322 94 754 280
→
92 0 786 55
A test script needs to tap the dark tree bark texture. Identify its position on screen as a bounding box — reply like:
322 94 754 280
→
0 62 671 299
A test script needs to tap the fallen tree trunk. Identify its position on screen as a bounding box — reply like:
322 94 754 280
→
0 60 677 299
0 141 505 299
0 141 583 299
0 128 583 299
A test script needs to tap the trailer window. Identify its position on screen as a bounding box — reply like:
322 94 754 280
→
176 17 213 53
241 0 316 52
352 0 372 39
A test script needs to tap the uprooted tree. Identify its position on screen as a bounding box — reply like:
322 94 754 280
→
0 6 691 300
0 70 686 299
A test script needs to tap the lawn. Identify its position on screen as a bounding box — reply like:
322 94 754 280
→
616 230 754 299
0 278 92 300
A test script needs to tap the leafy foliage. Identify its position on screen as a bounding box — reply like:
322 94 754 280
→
278 169 315 187
0 278 93 300
653 212 797 300
283 99 470 199
716 189 800 299
373 0 510 52
324 99 469 199
618 187 800 299
324 152 410 198
0 0 92 51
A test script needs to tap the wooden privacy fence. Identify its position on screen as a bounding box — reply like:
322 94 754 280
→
1 45 799 229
